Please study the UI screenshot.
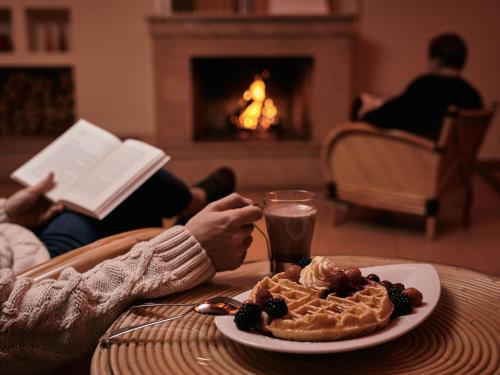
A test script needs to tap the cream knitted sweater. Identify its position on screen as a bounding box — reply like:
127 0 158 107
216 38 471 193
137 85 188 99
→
0 199 216 375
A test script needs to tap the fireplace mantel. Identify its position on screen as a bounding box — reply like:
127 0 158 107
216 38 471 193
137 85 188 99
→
148 15 355 189
149 14 355 37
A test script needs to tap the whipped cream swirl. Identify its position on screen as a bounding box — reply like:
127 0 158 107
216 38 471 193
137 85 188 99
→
299 256 340 289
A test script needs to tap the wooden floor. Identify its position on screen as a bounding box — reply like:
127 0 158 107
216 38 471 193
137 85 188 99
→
244 176 500 276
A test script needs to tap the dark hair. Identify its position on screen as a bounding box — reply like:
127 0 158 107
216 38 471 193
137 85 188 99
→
429 33 468 69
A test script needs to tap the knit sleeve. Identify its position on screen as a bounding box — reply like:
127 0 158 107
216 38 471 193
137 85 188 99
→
0 225 216 375
0 198 8 224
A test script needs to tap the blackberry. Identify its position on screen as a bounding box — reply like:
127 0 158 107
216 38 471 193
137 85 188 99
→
389 285 408 297
388 287 402 299
366 274 380 283
392 283 405 292
390 292 412 318
298 256 312 268
234 303 262 331
263 298 288 319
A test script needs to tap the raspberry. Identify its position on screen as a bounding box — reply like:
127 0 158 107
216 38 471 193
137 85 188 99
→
284 265 302 283
298 256 312 268
263 298 288 319
254 288 273 307
366 274 380 283
234 303 262 331
344 267 362 282
380 280 393 289
390 292 412 318
403 287 423 307
329 271 351 295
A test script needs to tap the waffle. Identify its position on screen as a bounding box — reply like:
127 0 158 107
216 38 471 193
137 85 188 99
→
249 273 393 342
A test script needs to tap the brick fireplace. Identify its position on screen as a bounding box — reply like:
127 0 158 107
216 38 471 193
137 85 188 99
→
148 15 354 189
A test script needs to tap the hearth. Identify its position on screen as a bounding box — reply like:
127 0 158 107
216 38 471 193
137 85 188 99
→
149 15 354 189
192 57 312 141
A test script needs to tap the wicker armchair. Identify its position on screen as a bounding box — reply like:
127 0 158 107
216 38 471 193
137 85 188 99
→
322 105 496 239
17 227 164 281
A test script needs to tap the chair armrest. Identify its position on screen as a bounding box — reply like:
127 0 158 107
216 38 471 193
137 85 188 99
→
321 122 442 198
323 122 437 156
322 122 440 180
17 227 165 282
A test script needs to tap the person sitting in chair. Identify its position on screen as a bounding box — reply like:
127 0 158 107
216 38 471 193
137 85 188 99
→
353 32 482 141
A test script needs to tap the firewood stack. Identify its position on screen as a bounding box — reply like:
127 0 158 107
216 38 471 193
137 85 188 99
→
0 68 74 136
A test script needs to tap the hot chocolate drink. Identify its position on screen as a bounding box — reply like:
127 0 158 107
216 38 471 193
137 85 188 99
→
264 203 317 269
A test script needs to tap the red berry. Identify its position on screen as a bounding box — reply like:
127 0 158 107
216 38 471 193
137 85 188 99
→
380 280 393 289
254 288 273 307
330 271 351 295
284 265 302 283
403 287 423 307
344 268 362 282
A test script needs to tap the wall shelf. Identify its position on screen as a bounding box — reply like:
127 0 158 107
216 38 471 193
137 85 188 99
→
0 52 73 67
0 3 75 137
26 8 70 53
0 7 13 52
0 2 71 63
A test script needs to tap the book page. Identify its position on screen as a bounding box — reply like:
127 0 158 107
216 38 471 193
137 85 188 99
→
61 139 168 215
10 119 121 201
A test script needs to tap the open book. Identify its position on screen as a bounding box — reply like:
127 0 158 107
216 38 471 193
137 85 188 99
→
11 119 170 220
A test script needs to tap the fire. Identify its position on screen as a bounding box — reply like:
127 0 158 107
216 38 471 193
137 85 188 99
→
234 73 278 131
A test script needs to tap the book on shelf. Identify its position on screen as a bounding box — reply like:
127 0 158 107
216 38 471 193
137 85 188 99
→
11 119 170 219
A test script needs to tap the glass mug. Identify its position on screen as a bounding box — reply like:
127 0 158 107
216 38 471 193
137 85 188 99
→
263 190 317 274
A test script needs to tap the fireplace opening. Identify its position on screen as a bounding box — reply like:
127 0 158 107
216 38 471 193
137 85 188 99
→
192 57 313 141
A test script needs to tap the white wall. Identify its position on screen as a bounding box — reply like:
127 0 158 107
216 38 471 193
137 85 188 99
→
72 0 155 137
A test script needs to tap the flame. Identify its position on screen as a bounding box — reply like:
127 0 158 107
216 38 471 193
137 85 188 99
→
235 74 278 131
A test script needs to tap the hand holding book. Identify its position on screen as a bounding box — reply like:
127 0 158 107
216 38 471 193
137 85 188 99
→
11 119 170 219
4 172 64 227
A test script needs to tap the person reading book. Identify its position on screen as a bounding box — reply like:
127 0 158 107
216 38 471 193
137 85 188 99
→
8 119 236 257
0 191 262 375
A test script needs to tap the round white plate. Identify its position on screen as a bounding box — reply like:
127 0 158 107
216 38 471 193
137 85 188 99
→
215 263 440 354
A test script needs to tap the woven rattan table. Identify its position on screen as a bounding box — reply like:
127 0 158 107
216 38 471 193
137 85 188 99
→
91 256 500 375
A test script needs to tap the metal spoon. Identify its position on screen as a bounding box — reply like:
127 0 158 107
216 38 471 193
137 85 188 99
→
130 296 242 311
101 296 241 343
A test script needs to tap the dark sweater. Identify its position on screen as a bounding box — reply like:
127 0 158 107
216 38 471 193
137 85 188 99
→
362 74 482 141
